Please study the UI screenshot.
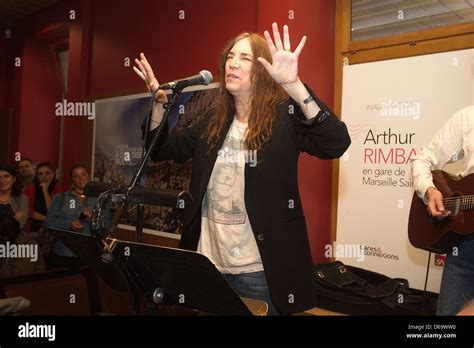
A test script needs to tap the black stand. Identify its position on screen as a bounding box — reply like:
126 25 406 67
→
48 228 253 315
84 86 185 242
47 228 129 293
85 89 188 313
112 239 253 315
131 88 182 188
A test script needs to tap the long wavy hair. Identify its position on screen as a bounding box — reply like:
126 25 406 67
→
205 32 287 153
0 164 23 196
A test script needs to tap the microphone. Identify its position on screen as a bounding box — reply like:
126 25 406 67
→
84 182 193 208
84 182 119 198
158 70 213 90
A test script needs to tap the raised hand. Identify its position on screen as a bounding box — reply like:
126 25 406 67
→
257 22 306 86
133 53 168 104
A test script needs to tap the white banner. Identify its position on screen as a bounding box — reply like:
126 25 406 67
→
337 49 474 291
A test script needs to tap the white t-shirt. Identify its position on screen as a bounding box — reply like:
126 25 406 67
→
197 116 264 274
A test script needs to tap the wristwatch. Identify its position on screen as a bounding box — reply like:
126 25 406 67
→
303 95 329 124
302 95 315 106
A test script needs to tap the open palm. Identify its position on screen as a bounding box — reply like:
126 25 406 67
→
257 22 306 86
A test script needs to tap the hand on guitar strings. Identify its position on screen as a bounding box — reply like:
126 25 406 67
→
426 187 452 220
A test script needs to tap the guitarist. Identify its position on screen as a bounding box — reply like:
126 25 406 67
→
411 105 474 315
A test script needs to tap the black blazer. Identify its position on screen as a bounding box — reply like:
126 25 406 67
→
145 87 351 314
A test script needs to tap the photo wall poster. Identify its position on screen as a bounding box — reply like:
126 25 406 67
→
93 83 219 238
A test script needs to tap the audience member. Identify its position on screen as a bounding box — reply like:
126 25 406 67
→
24 162 62 232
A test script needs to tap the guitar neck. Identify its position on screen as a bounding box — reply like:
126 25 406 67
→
443 195 474 212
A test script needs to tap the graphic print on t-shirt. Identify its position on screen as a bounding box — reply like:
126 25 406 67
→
202 129 247 225
198 118 263 274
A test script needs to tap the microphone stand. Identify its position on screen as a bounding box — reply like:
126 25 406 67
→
131 89 182 187
97 89 184 240
129 89 183 242
91 87 185 315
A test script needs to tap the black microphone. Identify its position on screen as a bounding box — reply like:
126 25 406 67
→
84 182 120 198
158 70 213 90
84 182 192 208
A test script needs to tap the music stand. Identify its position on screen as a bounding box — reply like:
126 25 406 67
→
48 228 129 293
110 240 254 315
48 228 255 315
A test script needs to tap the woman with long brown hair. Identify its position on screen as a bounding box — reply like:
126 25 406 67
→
0 164 29 230
134 23 351 315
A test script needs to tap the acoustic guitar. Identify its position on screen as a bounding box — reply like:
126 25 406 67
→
408 170 474 254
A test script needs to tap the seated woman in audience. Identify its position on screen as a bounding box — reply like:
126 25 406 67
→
0 164 29 229
24 162 62 232
45 164 110 269
0 164 44 277
0 216 21 278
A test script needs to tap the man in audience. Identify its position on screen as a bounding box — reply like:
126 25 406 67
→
18 158 36 188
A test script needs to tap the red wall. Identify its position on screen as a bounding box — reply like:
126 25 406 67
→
258 0 336 264
4 0 75 171
90 0 258 97
0 34 6 110
4 0 336 264
62 0 92 188
0 29 11 164
18 39 62 167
